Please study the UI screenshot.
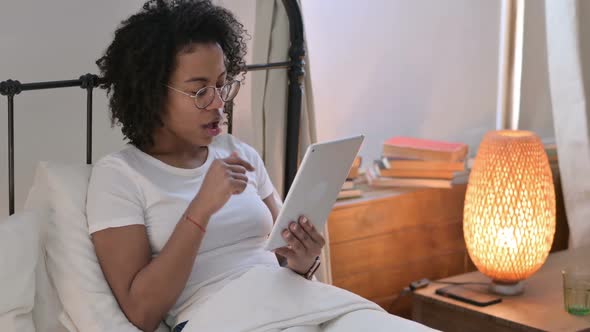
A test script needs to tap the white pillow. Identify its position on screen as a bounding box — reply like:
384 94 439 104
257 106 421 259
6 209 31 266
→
35 162 169 332
0 211 40 332
25 164 68 332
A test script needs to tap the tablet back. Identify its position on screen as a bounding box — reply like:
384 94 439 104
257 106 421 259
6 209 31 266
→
265 135 364 251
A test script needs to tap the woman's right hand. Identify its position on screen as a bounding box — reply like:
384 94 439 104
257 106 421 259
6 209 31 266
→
191 151 255 219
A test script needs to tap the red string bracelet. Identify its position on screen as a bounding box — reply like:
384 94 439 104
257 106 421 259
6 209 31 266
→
184 214 206 233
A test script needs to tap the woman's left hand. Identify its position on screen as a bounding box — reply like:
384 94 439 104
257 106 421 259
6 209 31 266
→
275 215 325 275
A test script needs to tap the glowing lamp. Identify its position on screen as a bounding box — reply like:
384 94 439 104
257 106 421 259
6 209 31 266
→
463 130 556 295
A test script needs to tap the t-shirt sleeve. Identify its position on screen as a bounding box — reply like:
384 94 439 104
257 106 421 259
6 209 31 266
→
243 145 276 200
86 158 145 234
253 153 275 199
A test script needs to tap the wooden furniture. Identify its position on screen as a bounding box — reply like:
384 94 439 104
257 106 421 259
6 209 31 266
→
412 245 590 332
325 164 568 319
326 184 475 318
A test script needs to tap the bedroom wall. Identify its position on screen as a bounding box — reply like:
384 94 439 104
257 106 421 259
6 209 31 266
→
215 0 257 147
300 0 556 165
300 0 501 164
0 0 256 216
0 0 137 217
519 0 555 140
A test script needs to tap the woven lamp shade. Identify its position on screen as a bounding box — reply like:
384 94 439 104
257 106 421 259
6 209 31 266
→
464 130 555 289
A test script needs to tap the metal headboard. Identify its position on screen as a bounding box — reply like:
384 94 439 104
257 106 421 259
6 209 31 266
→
0 0 305 216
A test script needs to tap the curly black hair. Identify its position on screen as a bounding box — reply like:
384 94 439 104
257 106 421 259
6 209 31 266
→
96 0 247 149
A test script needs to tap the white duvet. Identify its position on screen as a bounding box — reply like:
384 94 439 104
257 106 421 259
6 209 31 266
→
180 265 435 332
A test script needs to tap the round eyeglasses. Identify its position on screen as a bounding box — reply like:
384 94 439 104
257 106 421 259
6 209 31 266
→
166 80 241 109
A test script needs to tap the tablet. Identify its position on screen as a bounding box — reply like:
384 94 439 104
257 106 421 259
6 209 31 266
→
264 135 364 251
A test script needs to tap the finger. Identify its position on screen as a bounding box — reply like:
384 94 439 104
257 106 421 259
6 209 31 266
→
298 216 326 247
224 152 255 171
227 164 247 174
293 220 323 257
229 178 248 194
282 228 305 254
229 172 248 183
274 246 296 260
295 219 322 256
288 221 313 251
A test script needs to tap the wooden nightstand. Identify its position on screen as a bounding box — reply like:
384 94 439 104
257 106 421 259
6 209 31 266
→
412 246 590 332
326 184 474 318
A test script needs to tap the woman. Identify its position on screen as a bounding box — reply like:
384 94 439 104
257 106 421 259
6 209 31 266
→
88 1 431 331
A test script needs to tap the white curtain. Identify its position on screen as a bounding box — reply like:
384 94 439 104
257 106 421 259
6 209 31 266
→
252 1 330 283
545 0 590 248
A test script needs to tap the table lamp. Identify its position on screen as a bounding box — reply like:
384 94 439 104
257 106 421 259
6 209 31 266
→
463 130 556 295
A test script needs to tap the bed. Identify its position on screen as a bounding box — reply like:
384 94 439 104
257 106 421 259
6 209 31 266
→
0 1 435 331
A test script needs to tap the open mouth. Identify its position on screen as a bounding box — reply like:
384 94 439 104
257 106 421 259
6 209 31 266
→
203 120 221 137
204 120 220 129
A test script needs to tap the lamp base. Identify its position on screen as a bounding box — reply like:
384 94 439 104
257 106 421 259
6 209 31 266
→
490 280 524 295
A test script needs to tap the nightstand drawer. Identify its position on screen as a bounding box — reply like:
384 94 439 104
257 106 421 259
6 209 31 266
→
330 221 465 276
328 187 466 244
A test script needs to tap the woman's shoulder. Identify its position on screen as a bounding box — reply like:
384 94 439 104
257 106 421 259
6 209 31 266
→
88 146 145 198
94 145 139 169
91 145 150 183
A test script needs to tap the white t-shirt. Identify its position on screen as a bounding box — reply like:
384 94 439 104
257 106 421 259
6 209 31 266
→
86 134 280 322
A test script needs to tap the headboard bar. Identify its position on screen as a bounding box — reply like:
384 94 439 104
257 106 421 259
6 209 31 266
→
79 74 101 165
7 94 14 215
2 65 302 216
246 61 291 71
1 75 101 215
282 0 305 196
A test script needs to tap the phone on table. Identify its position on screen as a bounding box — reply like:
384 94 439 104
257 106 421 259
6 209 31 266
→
435 285 502 307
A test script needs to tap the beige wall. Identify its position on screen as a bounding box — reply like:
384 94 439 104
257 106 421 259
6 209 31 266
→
0 0 144 216
300 0 502 164
520 0 555 140
215 0 257 147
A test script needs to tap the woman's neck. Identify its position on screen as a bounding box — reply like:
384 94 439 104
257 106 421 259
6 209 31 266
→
142 131 209 170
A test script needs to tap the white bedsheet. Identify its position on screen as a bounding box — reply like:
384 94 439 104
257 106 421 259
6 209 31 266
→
180 265 435 332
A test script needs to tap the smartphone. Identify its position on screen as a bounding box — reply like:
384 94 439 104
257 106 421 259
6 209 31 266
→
435 285 502 307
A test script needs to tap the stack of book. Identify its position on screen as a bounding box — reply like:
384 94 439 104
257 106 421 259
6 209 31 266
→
337 156 363 200
366 136 469 189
